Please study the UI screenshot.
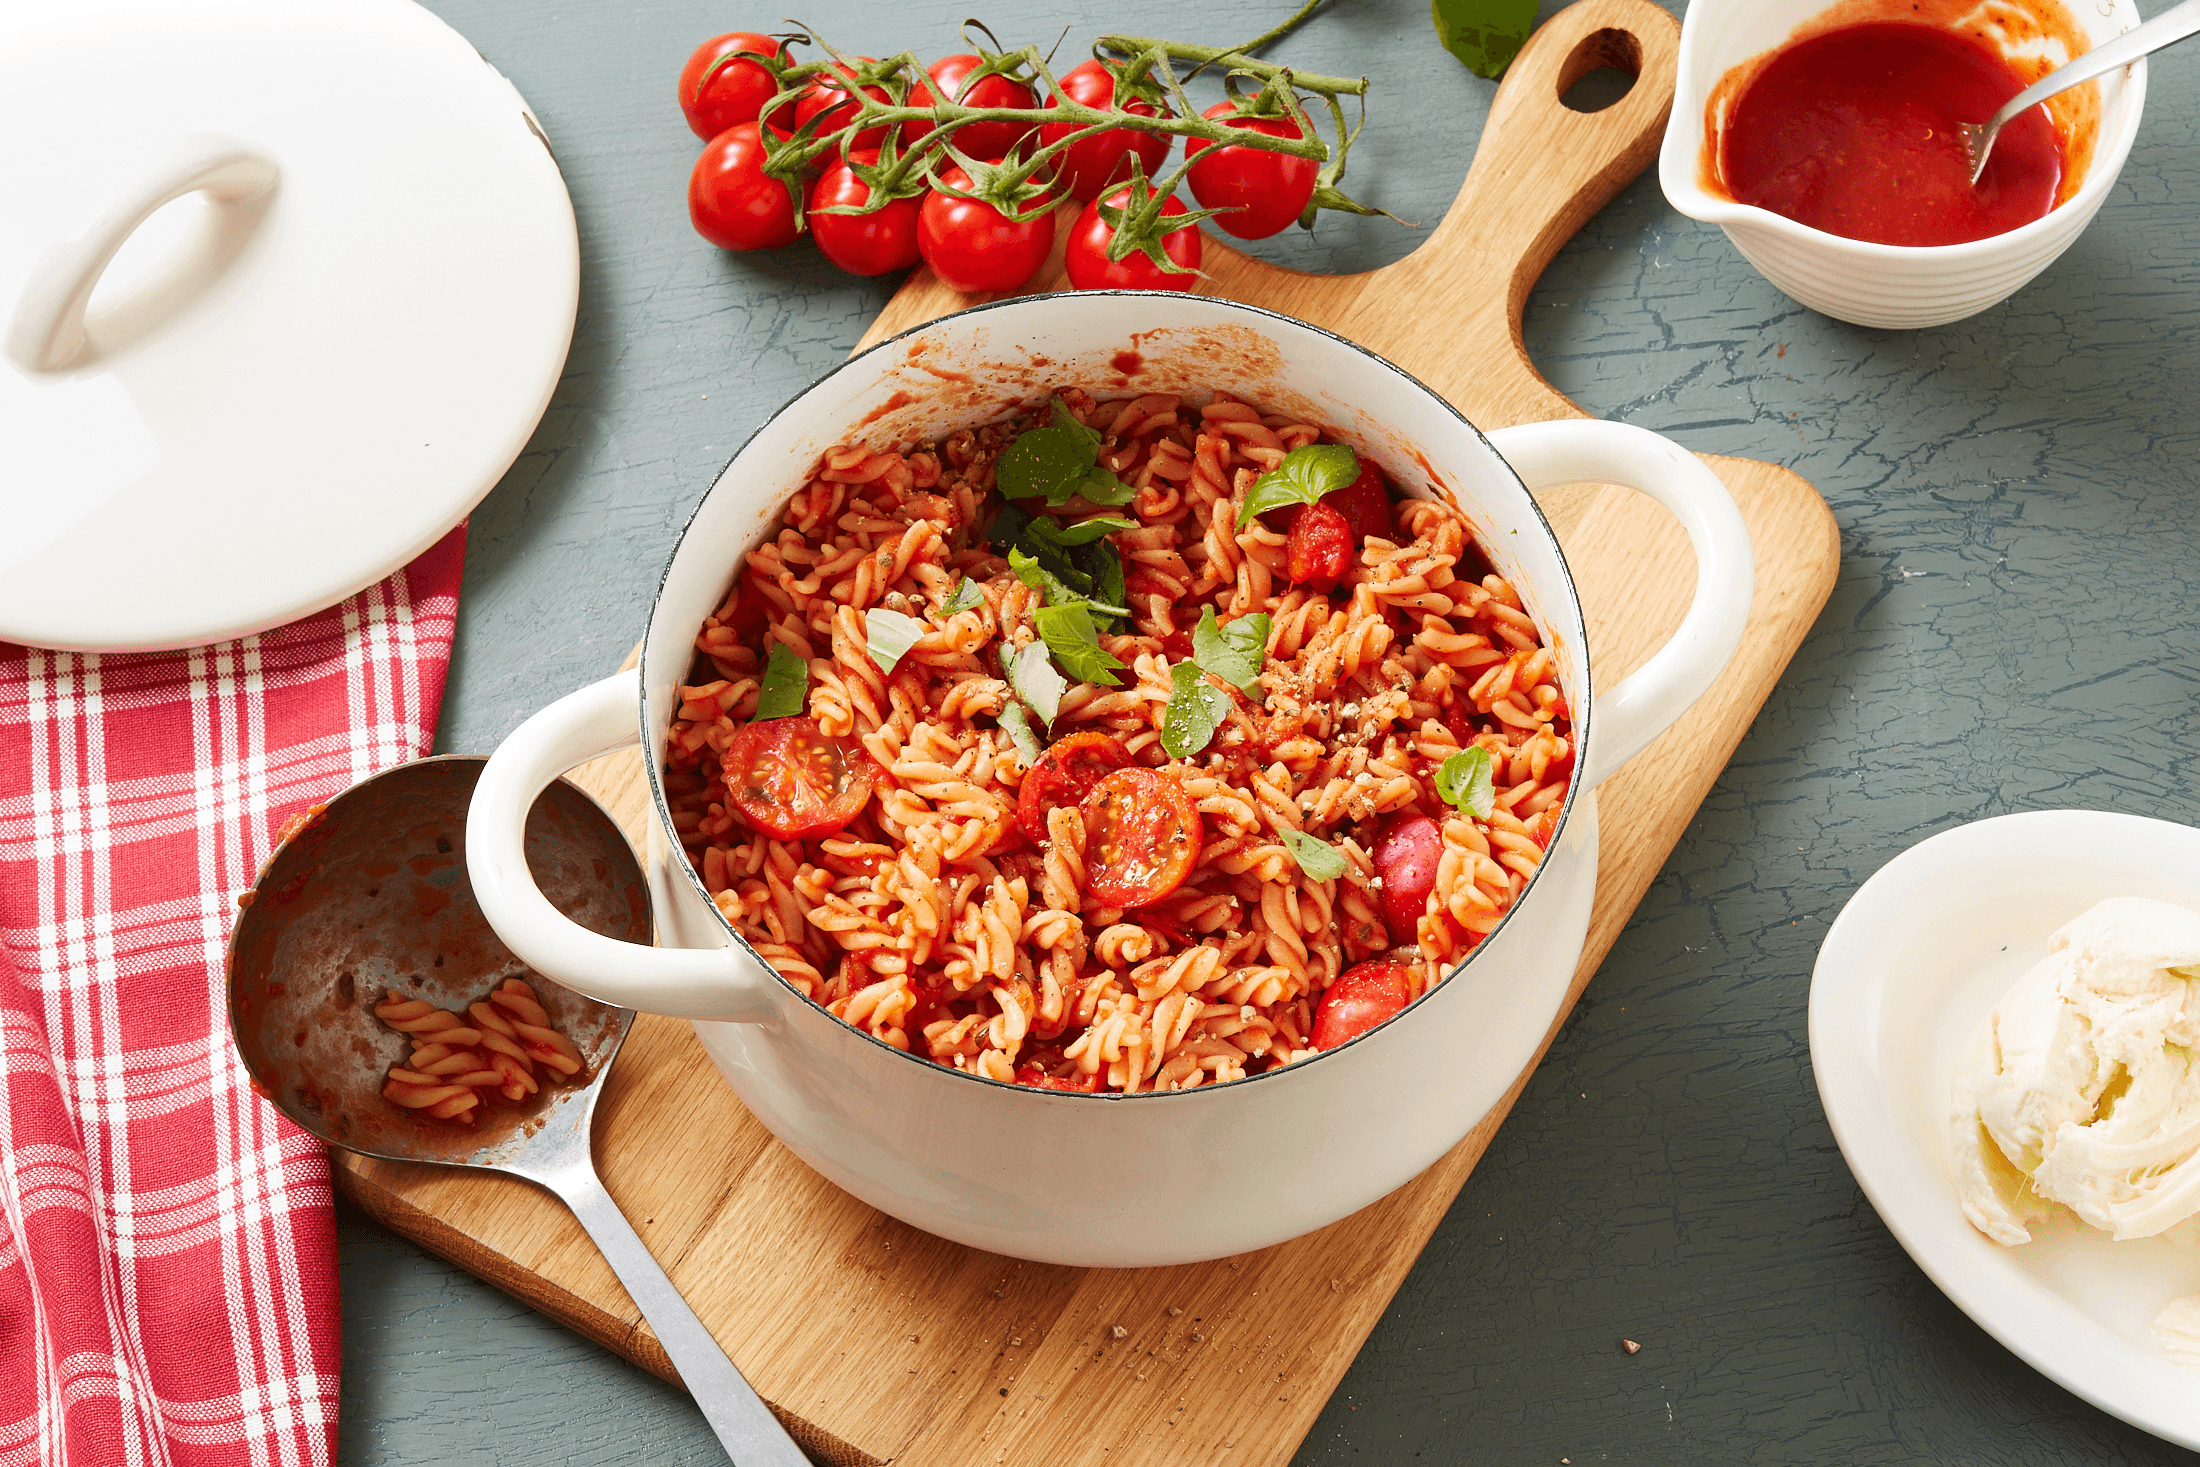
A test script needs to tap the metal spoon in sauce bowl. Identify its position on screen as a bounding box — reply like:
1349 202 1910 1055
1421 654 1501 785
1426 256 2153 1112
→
1964 0 2200 183
225 756 810 1467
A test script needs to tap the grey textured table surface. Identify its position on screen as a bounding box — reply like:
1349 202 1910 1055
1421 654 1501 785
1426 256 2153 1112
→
338 0 2200 1461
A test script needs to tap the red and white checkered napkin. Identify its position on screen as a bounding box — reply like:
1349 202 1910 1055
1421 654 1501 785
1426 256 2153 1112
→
0 528 466 1467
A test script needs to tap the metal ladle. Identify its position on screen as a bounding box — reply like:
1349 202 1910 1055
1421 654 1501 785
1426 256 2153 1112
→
225 756 809 1466
1964 0 2200 183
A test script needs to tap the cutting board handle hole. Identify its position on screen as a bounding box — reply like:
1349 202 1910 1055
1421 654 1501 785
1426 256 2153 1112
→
1558 28 1643 114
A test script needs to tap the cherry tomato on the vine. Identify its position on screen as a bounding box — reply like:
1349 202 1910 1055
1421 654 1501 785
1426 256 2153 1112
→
807 151 922 277
688 122 799 252
679 32 783 140
1080 766 1202 908
1038 59 1173 203
1064 186 1201 292
1185 103 1320 240
917 165 1056 295
720 715 880 838
788 57 932 149
1311 962 1416 1049
923 54 1040 160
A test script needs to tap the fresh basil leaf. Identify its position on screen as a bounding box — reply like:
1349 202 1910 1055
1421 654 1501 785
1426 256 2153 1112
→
989 501 1034 553
997 702 1042 763
1034 602 1127 686
1049 396 1101 457
1160 660 1230 760
1004 640 1066 726
1192 607 1269 692
1282 829 1349 882
1027 514 1134 548
1008 546 1089 609
1074 465 1138 506
943 577 985 614
1436 745 1497 819
997 425 1092 504
1237 443 1362 528
862 608 925 676
1431 0 1538 79
753 643 809 721
1077 538 1130 629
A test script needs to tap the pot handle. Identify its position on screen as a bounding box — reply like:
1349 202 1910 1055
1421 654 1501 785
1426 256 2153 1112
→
468 667 782 1022
1484 420 1754 792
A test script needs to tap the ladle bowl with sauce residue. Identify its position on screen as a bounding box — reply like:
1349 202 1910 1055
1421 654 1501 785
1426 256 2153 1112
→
1659 0 2147 329
225 756 809 1467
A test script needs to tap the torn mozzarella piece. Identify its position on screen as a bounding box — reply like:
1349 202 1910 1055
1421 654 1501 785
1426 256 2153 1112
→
1951 897 2200 1244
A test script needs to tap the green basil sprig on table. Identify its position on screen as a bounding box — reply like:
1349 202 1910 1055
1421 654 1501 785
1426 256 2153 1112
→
753 643 809 720
1430 0 1539 79
1192 606 1270 692
1236 444 1361 528
1282 829 1349 882
1435 745 1497 819
997 398 1138 508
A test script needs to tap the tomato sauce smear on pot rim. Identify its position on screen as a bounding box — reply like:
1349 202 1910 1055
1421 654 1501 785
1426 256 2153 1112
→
1717 21 2061 247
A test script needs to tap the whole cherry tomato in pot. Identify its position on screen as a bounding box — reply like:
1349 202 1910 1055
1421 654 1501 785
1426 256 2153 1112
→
1370 812 1443 946
1311 962 1416 1049
1064 186 1200 292
807 151 922 276
1185 103 1320 240
679 32 782 140
926 54 1039 160
689 122 799 252
1285 499 1353 592
1038 59 1172 203
917 165 1056 295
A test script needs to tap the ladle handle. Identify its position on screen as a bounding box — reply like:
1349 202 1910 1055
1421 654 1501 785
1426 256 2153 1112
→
536 1162 811 1466
469 667 783 1021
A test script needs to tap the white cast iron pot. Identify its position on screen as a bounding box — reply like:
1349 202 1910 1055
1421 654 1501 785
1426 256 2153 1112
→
467 293 1754 1268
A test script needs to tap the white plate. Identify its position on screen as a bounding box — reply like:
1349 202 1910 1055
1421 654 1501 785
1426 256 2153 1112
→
0 0 577 651
1811 810 2200 1449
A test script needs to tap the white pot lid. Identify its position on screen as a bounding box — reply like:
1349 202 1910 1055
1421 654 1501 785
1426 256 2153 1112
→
0 0 578 652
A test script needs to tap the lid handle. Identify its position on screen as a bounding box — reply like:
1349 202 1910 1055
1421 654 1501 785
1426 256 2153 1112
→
6 133 279 375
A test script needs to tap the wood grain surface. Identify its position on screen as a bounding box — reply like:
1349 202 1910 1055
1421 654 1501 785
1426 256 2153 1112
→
335 3 1838 1462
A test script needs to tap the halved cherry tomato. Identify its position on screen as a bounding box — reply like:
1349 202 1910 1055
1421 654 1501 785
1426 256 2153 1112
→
1018 731 1134 843
1286 499 1353 592
689 122 799 252
1080 767 1201 908
808 151 921 276
679 32 782 140
1064 186 1200 292
720 715 879 838
1311 961 1416 1049
1185 104 1319 240
925 54 1039 159
1371 812 1443 945
1039 59 1172 202
918 165 1056 295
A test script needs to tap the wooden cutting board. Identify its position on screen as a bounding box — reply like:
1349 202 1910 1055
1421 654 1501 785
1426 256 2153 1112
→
335 3 1839 1463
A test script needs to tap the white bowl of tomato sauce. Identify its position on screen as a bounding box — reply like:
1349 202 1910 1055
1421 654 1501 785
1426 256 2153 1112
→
1659 0 2147 329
